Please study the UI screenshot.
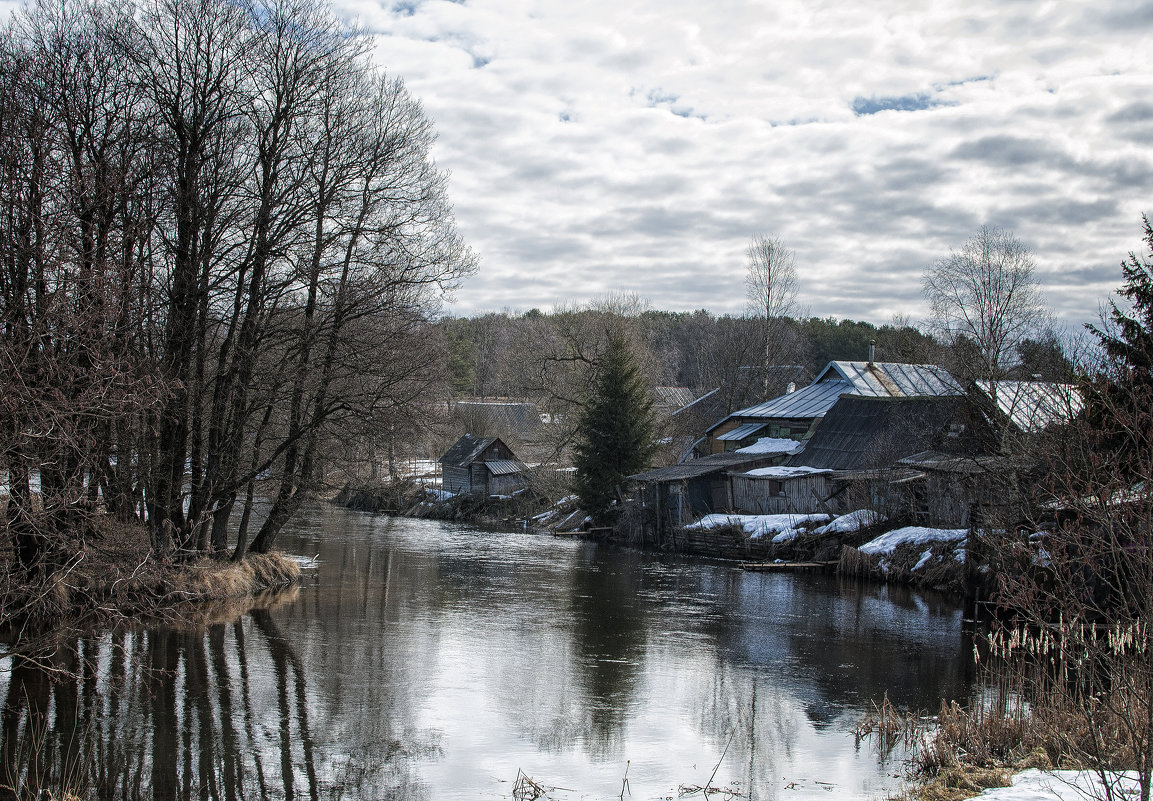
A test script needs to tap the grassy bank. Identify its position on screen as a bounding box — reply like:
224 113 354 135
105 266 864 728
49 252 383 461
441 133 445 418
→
861 675 1150 801
0 518 301 646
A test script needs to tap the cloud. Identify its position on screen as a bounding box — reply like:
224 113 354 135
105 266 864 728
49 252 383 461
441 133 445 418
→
333 0 1153 327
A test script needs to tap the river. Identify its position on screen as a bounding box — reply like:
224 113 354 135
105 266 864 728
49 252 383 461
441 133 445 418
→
0 504 976 800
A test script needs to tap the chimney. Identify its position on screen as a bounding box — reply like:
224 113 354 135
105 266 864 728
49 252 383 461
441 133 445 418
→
868 340 876 366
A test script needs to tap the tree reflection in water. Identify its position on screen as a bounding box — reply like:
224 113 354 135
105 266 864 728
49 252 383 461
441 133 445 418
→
1 512 974 801
0 588 419 801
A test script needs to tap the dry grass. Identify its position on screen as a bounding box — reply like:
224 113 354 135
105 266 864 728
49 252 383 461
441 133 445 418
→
170 552 301 602
892 687 1146 800
1 517 302 642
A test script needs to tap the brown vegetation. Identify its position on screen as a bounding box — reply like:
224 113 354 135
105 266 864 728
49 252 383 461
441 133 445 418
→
0 516 300 662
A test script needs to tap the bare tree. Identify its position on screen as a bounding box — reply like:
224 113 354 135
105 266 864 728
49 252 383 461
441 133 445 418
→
744 233 801 393
0 0 475 574
922 226 1051 383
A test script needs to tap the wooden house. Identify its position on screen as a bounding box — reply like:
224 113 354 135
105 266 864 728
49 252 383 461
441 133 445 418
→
731 394 989 522
630 450 783 534
439 434 528 497
705 359 963 453
732 466 835 515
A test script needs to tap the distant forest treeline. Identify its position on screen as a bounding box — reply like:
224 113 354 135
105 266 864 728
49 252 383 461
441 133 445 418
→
437 307 1071 413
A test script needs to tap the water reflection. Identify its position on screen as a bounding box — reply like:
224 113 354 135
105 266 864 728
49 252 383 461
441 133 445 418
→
1 507 976 800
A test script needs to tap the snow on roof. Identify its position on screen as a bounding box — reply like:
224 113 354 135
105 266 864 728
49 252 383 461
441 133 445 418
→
858 526 968 555
734 437 803 455
742 465 829 478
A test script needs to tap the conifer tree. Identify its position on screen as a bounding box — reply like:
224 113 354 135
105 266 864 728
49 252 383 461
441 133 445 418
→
573 335 656 522
1085 214 1153 476
1090 214 1153 380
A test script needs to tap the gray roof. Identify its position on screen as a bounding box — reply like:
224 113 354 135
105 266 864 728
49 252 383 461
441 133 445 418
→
715 422 767 441
786 395 961 472
708 361 962 433
484 459 526 476
898 450 1005 475
439 434 514 468
822 361 962 398
974 380 1083 432
630 451 778 483
455 401 543 435
654 386 697 410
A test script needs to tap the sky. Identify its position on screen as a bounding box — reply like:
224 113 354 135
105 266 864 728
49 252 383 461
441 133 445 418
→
325 0 1153 327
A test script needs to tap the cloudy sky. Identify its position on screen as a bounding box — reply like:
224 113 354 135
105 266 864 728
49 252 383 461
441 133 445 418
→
334 0 1151 326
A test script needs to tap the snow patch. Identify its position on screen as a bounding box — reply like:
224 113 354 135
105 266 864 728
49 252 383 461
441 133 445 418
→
858 526 968 556
814 509 887 534
686 513 830 540
973 769 1139 800
912 549 933 571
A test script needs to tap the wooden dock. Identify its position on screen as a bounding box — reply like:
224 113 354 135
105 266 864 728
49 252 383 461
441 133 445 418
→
742 560 839 573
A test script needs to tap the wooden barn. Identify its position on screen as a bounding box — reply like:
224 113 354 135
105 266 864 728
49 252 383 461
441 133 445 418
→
630 450 782 535
439 435 528 497
734 393 991 521
731 466 835 515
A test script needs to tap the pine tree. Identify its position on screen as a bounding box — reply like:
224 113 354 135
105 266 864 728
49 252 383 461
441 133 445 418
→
1084 215 1153 478
1090 214 1153 379
572 335 656 523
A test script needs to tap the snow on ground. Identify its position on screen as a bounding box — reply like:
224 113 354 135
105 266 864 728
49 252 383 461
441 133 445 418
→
685 513 830 541
967 769 1139 800
734 437 802 455
858 526 969 555
814 509 886 534
425 489 456 501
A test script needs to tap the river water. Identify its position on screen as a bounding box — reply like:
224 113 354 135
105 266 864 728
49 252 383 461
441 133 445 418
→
0 505 975 800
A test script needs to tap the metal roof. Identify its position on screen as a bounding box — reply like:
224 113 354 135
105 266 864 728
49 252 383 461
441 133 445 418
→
455 400 543 435
819 361 962 398
630 451 777 483
722 378 852 422
484 460 525 476
898 450 1006 474
654 386 697 410
974 380 1083 432
715 422 767 441
707 362 962 432
787 395 961 471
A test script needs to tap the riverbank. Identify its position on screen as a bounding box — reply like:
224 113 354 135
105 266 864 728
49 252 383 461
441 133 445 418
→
333 481 973 594
334 480 548 530
0 517 301 648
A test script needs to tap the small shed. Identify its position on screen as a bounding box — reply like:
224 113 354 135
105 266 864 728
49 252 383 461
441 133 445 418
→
732 465 835 515
439 434 528 497
630 450 781 535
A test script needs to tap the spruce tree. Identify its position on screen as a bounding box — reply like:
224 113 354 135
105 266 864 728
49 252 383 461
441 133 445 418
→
1084 215 1153 478
573 335 656 523
1090 214 1153 379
